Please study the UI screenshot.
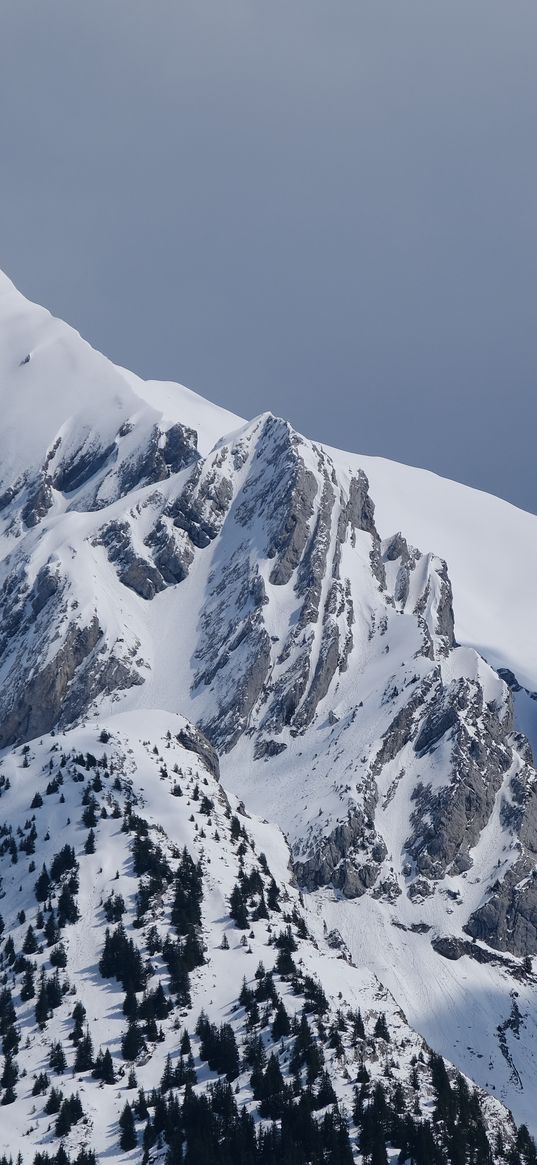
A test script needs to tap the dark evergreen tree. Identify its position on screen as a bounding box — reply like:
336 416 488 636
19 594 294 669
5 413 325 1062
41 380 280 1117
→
20 965 35 1001
92 1047 115 1084
171 848 203 934
43 914 59 948
162 936 191 1006
272 999 291 1040
44 1086 63 1115
74 1028 94 1072
22 925 38 954
70 1002 86 1045
49 1041 67 1074
55 1093 84 1137
119 1101 137 1150
1 1054 18 1091
373 1012 390 1042
257 1053 289 1120
32 1072 50 1097
57 882 80 927
121 1019 145 1062
229 884 249 930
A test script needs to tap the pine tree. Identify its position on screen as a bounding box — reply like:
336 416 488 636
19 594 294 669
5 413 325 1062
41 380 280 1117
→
31 1071 50 1097
123 988 138 1020
374 1012 390 1042
267 878 280 912
55 1092 84 1137
44 913 59 947
2 1025 19 1059
121 1019 145 1062
272 999 291 1040
82 796 98 828
351 1008 365 1041
315 1069 337 1109
44 1086 64 1115
20 965 35 1001
229 884 249 929
258 1053 288 1120
1 1054 18 1090
74 1028 94 1072
517 1126 537 1165
35 983 50 1028
48 940 66 968
49 1041 67 1074
100 1048 115 1084
119 1101 137 1150
70 1001 86 1045
57 881 80 927
22 925 38 954
135 1087 148 1120
430 1051 456 1126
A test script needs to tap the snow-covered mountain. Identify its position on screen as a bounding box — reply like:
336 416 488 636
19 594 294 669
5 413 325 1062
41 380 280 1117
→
0 267 536 1162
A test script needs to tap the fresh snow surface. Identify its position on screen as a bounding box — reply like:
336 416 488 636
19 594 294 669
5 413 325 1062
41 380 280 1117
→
331 448 537 696
0 268 242 489
316 889 537 1134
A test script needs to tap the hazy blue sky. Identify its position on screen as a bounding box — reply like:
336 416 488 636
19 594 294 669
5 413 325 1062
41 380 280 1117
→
1 2 536 511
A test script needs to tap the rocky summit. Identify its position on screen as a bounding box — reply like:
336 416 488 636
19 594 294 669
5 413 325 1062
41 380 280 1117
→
0 269 536 1163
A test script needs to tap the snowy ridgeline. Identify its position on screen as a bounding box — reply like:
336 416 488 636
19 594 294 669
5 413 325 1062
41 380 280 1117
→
0 268 536 1160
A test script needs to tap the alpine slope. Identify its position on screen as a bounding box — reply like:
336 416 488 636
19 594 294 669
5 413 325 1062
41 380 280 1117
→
0 266 536 1163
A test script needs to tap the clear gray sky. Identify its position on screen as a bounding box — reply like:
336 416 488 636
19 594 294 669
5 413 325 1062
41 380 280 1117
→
1 2 536 512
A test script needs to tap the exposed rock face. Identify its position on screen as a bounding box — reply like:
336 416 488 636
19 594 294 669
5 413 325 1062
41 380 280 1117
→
253 738 288 760
406 678 514 880
0 384 534 965
0 538 143 749
176 722 220 780
465 863 537 957
52 439 117 494
296 804 387 898
22 473 54 527
119 421 199 495
143 515 192 584
464 763 537 955
97 520 167 600
0 614 140 748
372 676 438 776
31 563 60 615
6 415 200 534
165 416 386 748
434 561 457 649
296 477 335 624
267 462 318 585
168 458 234 548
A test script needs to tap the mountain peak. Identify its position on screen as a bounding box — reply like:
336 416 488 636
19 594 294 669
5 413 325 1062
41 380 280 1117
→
0 271 536 1157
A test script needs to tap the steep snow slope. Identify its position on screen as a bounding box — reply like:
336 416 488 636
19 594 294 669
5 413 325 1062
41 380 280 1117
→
317 888 537 1135
0 269 242 524
0 711 510 1164
346 451 537 697
1 269 537 1155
